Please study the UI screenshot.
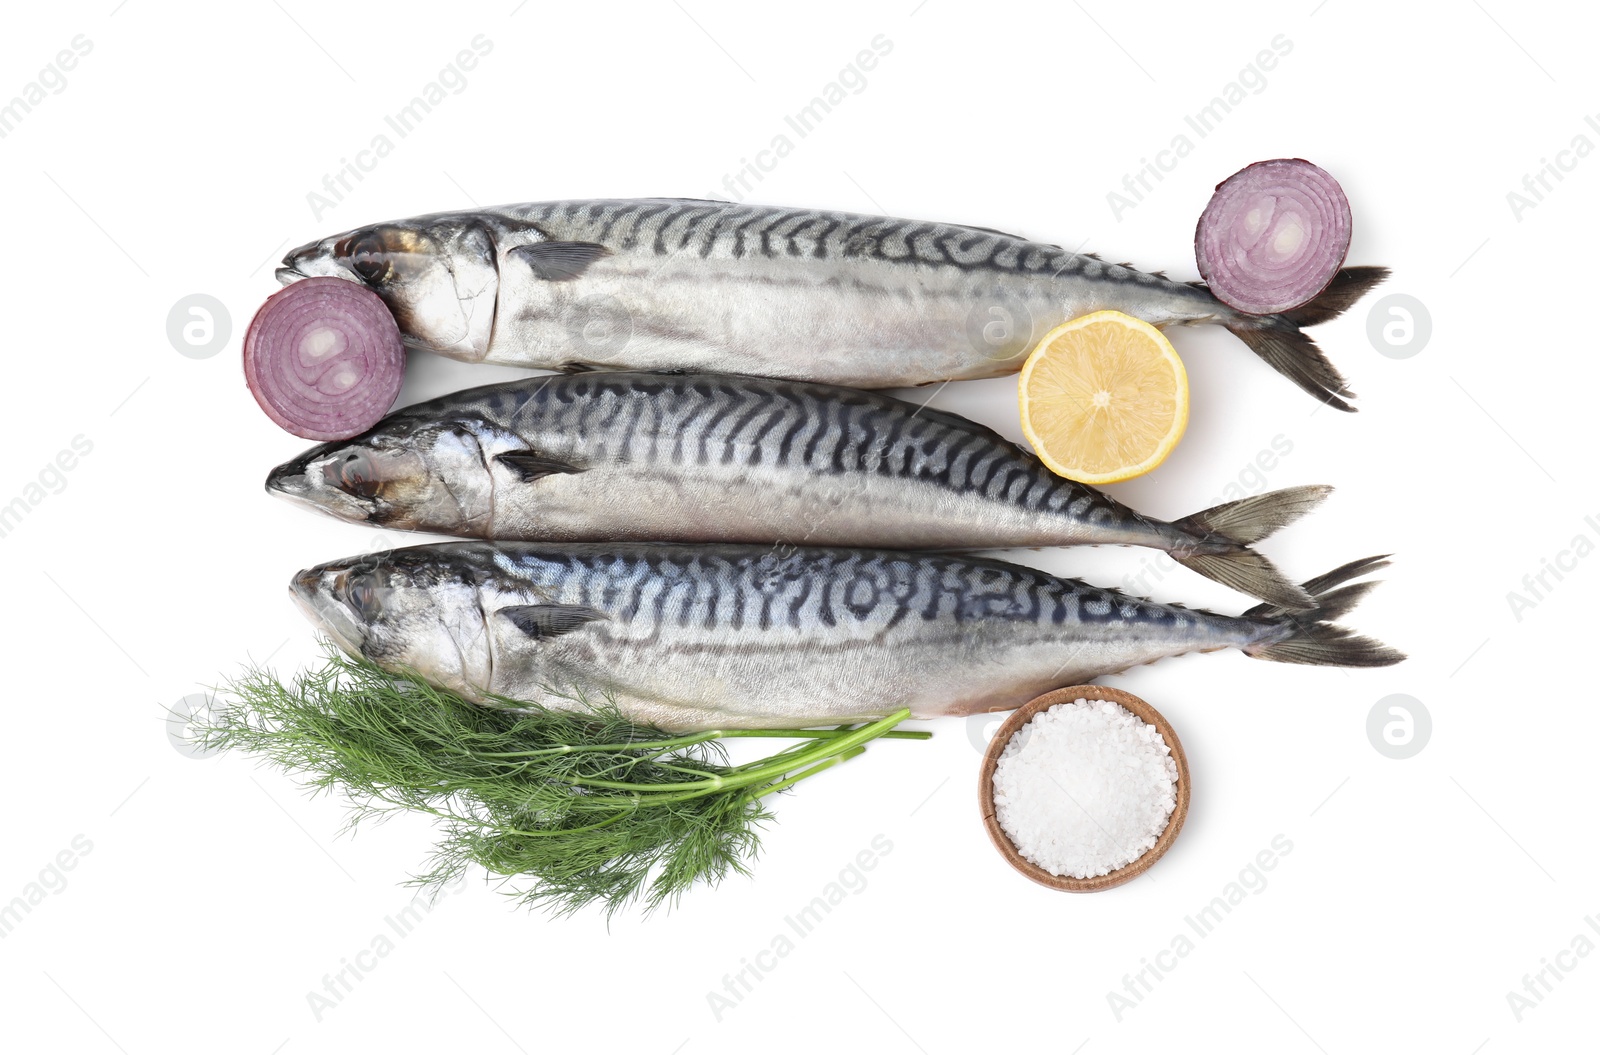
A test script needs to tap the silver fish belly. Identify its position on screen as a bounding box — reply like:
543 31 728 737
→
290 543 1401 732
267 372 1330 607
278 200 1386 409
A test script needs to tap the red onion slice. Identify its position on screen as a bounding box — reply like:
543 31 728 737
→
1195 159 1352 316
243 277 405 441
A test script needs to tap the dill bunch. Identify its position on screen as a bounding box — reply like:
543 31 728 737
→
197 646 928 917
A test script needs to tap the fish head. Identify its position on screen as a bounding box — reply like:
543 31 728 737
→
290 549 492 696
266 418 495 535
277 217 498 362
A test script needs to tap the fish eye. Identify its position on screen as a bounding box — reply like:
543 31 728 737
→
341 571 386 620
347 233 392 285
324 451 383 500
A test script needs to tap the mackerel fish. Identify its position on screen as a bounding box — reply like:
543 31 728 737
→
277 199 1387 410
269 371 1330 607
291 542 1403 732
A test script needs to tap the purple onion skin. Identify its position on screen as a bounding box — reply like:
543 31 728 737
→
1196 159 1352 316
243 277 405 441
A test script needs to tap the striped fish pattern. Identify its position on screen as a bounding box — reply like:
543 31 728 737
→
291 543 1402 732
278 199 1386 409
268 372 1329 606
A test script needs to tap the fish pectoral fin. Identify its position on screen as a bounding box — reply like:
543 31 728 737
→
508 241 612 281
497 603 608 640
494 450 585 482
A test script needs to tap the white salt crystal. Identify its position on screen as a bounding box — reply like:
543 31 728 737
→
992 697 1179 880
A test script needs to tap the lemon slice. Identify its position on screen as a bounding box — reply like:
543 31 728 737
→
1018 310 1189 485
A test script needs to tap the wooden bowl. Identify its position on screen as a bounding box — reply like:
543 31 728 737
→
978 685 1190 892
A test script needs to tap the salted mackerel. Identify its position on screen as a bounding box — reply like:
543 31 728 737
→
268 372 1331 607
276 199 1387 410
290 542 1402 732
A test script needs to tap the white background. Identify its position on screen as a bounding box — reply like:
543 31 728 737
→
1 1 1591 1051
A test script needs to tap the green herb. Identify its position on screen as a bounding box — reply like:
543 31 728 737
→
197 645 929 917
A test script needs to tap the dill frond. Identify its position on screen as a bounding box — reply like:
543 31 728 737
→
196 644 927 917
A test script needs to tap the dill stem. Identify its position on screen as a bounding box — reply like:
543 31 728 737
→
469 732 722 759
720 727 931 741
566 709 911 795
488 811 635 840
725 739 822 774
369 786 642 841
740 745 868 803
464 723 928 762
651 761 723 778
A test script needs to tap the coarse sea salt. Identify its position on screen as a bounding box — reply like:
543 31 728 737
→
992 697 1179 879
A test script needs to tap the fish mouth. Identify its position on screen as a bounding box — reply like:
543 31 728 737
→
265 456 376 522
289 567 322 605
277 239 318 285
263 456 310 500
278 238 360 285
276 260 361 286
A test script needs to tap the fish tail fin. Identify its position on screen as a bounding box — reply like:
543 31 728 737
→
1170 485 1333 609
1242 554 1405 667
1175 484 1332 545
1222 266 1390 413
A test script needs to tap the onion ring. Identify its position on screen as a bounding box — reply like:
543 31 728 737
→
1196 159 1352 316
243 277 405 441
